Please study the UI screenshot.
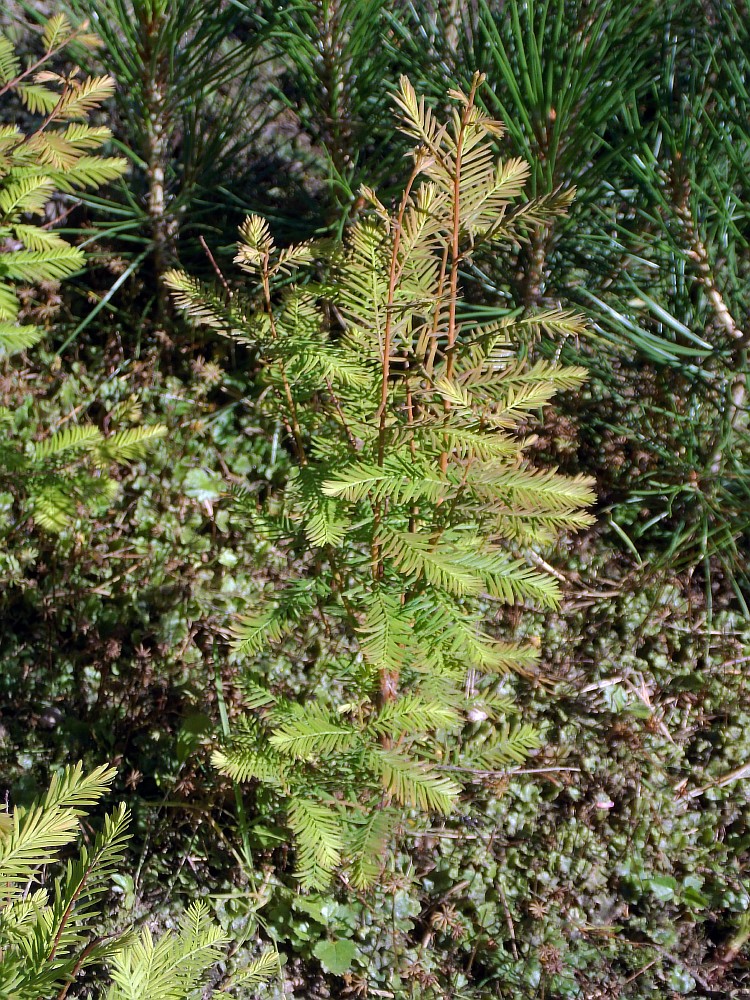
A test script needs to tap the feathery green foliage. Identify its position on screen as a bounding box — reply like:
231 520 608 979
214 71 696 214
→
167 74 594 890
0 763 277 997
0 16 164 536
0 763 128 997
104 903 227 1000
0 15 126 355
0 418 167 532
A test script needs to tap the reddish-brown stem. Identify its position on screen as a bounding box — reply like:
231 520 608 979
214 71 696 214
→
40 200 81 230
20 82 70 150
426 243 450 376
326 376 357 450
405 367 419 534
199 235 232 299
47 845 100 964
371 164 420 575
0 25 89 100
55 932 120 1000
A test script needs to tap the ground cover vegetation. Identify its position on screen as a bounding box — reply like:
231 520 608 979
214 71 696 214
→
1 1 749 997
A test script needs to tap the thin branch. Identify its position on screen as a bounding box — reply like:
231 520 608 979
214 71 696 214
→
55 931 121 1000
325 376 357 450
47 844 102 963
199 235 232 299
0 24 89 100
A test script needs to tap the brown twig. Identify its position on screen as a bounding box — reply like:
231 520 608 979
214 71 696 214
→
55 931 121 1000
326 377 357 450
0 23 90 100
199 235 232 298
446 72 482 377
677 759 750 801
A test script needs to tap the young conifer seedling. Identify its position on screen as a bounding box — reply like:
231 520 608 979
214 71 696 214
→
166 73 595 890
